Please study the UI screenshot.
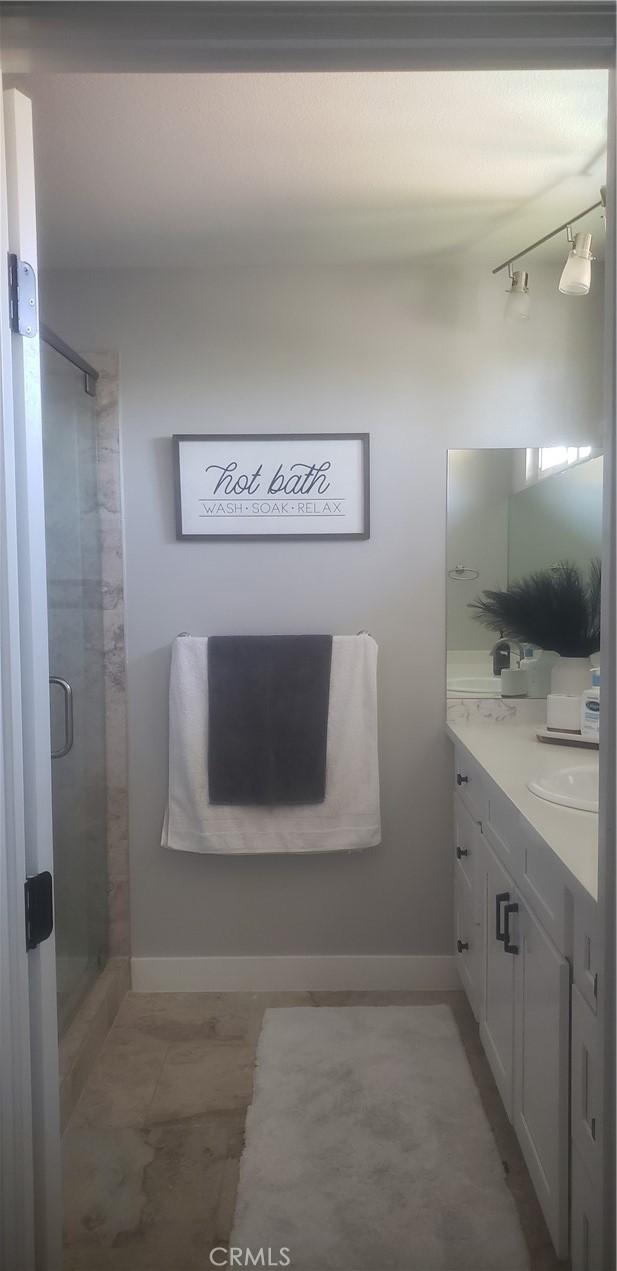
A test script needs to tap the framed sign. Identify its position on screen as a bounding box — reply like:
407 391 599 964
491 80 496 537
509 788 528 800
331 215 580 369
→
173 433 370 540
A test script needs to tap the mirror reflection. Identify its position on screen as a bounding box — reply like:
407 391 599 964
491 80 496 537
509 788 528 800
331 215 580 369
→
447 448 603 700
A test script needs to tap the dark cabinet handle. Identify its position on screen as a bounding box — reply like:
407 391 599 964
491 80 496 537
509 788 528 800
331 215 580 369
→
457 938 469 953
456 845 468 859
496 892 509 942
456 773 468 786
504 902 519 955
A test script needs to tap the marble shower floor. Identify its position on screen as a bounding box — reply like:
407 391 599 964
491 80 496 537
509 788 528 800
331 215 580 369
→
62 990 564 1271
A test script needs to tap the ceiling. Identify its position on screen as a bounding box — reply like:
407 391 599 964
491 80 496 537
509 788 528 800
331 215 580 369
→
12 69 608 270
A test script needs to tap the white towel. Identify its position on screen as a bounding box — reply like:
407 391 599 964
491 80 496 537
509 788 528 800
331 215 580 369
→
162 633 381 855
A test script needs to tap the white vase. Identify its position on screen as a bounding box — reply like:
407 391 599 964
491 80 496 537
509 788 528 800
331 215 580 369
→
550 656 592 696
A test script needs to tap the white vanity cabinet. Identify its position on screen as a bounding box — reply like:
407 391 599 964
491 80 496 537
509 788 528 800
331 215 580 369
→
451 739 602 1265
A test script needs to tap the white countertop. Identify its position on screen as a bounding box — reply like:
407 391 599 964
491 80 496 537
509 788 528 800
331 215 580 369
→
447 720 599 901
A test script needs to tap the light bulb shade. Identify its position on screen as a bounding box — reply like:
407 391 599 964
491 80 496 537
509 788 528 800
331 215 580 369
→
505 289 530 320
505 269 530 320
559 232 593 296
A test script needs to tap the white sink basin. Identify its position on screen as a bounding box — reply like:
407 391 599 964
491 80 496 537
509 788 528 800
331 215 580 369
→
528 765 599 813
448 675 501 696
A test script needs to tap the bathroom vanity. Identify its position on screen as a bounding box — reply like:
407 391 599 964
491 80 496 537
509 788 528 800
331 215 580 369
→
448 720 602 1268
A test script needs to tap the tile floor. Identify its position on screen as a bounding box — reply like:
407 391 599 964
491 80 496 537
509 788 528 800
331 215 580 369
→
62 990 565 1271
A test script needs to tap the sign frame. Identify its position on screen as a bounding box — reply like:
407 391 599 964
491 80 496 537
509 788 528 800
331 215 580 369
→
173 432 370 542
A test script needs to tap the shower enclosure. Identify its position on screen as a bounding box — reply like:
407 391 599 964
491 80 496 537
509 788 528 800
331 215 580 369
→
40 331 108 1035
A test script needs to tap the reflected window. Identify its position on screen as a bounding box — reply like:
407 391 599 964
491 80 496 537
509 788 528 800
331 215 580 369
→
526 445 593 484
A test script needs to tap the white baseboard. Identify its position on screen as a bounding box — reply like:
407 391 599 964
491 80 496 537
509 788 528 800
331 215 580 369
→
130 954 459 993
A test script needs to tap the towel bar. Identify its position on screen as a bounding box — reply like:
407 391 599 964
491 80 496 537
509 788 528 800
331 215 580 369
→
176 630 372 639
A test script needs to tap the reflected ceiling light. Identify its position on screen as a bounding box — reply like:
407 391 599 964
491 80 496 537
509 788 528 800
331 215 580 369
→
559 230 594 296
492 187 606 300
505 268 530 320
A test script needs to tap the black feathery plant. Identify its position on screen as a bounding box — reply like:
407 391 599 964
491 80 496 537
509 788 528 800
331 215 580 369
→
469 559 601 658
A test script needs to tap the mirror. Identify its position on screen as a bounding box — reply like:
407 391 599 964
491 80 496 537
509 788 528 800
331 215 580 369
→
447 448 603 698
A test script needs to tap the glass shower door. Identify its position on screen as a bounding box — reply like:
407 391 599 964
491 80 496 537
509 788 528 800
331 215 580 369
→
41 341 108 1035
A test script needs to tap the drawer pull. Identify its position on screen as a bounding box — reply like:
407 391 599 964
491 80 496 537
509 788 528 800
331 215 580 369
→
456 939 469 953
591 1117 596 1141
456 773 468 786
456 846 468 860
496 892 509 942
504 902 519 955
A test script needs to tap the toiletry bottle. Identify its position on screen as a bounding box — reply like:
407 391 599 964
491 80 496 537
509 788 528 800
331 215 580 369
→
524 649 559 699
580 670 600 738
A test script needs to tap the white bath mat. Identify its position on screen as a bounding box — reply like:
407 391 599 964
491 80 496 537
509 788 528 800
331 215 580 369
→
231 1006 530 1271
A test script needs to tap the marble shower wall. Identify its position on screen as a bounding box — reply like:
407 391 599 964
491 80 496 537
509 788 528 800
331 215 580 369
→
95 353 130 957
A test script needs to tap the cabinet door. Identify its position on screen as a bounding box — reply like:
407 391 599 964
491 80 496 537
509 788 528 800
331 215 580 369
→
571 1147 604 1271
480 839 516 1118
454 863 480 1021
571 985 602 1186
514 895 570 1259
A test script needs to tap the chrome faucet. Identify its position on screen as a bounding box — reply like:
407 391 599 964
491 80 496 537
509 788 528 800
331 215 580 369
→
490 637 523 677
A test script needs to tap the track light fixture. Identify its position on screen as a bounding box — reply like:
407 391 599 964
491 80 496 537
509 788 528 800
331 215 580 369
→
505 267 530 320
493 187 605 301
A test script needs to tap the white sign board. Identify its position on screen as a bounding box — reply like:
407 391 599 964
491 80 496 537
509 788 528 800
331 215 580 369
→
174 433 370 540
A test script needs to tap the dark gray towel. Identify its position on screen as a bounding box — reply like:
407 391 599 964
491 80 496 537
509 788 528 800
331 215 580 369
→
208 635 333 806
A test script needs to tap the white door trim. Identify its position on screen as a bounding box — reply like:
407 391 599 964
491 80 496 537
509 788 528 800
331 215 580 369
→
2 87 62 1271
0 1 614 74
0 79 36 1271
598 66 616 1271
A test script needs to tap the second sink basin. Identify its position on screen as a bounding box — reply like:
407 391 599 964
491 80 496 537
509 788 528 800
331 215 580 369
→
528 765 599 813
448 675 501 696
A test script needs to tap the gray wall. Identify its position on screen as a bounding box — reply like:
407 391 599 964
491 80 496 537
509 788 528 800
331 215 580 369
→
42 260 605 958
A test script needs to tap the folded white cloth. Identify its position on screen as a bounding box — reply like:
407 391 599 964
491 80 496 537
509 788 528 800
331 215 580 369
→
162 633 381 855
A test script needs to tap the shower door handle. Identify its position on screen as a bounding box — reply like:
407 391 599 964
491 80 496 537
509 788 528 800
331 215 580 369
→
50 676 74 758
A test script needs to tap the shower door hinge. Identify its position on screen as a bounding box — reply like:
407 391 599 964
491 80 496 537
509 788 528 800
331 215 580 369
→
8 253 38 337
24 871 54 951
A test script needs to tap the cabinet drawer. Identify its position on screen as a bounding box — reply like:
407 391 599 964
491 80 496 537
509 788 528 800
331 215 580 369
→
483 792 521 879
452 745 488 825
454 863 480 1022
573 893 600 1014
571 986 603 1185
571 1146 604 1271
517 823 567 955
453 793 476 895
